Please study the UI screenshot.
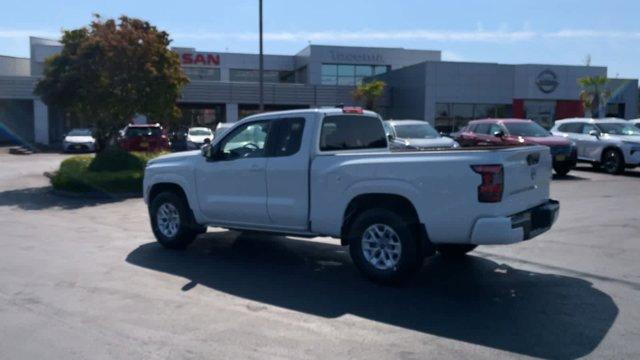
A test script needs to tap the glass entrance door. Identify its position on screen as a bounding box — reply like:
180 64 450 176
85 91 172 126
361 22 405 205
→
524 100 556 129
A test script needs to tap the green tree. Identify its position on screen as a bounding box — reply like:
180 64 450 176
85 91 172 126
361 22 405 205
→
578 76 609 118
353 80 386 110
35 15 189 148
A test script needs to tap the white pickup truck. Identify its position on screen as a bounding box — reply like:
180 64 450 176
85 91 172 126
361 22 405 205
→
144 107 559 283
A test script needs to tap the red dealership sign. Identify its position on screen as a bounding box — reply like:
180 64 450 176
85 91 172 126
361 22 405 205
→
180 53 220 66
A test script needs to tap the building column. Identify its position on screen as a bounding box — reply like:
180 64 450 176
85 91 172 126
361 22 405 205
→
226 103 239 123
33 100 49 145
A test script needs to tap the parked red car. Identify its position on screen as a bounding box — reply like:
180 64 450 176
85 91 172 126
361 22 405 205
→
456 118 577 176
119 124 170 152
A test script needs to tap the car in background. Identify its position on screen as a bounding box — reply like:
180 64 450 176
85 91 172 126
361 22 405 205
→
456 119 577 176
551 118 640 174
119 124 170 152
186 127 214 150
62 128 97 153
383 120 459 150
214 122 233 138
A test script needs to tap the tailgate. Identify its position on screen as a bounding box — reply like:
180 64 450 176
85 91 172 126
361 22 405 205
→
502 146 551 213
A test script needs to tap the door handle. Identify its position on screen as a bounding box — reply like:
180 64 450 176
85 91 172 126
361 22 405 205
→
249 164 262 172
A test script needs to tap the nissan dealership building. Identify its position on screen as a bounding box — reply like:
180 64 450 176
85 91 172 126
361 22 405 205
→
0 36 637 145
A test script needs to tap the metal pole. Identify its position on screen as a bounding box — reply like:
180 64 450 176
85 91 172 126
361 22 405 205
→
259 0 264 112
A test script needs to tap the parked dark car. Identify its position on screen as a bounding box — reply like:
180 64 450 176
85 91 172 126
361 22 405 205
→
455 118 577 176
119 124 170 152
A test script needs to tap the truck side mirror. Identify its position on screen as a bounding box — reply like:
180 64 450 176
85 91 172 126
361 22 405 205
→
588 130 600 139
201 143 213 159
387 134 394 141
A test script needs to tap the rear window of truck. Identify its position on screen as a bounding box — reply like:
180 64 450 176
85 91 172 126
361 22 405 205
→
320 115 387 151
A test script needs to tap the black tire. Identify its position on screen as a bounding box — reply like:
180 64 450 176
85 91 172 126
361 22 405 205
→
601 149 625 175
149 192 202 249
347 208 423 284
553 164 572 176
436 244 477 258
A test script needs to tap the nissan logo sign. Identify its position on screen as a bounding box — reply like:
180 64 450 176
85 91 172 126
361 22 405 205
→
536 69 559 94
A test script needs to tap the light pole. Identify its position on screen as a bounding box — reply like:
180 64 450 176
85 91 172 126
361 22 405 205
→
258 0 264 112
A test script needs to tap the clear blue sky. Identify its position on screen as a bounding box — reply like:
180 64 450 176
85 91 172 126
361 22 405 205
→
1 0 639 79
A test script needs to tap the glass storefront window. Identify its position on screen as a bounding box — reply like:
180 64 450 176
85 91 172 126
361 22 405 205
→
355 65 373 76
321 64 337 76
374 65 389 75
230 69 295 83
183 67 221 81
337 76 356 86
434 103 513 133
337 64 355 76
321 63 389 85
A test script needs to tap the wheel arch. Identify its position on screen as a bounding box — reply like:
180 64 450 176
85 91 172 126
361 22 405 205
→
340 193 434 255
148 182 189 205
600 145 624 163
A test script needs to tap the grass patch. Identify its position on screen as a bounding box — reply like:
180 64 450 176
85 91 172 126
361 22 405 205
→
51 148 166 195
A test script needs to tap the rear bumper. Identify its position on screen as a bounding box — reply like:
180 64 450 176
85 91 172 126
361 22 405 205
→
469 200 560 245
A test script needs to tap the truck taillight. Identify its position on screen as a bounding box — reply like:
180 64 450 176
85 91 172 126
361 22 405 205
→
471 165 503 203
342 106 363 114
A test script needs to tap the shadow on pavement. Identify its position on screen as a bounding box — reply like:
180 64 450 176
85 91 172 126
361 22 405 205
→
126 232 618 359
573 165 640 178
552 173 589 181
0 186 126 210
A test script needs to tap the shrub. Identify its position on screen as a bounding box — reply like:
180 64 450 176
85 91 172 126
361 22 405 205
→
51 150 165 195
88 147 160 172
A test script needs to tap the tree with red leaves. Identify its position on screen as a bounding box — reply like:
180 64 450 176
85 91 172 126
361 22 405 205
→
35 15 188 149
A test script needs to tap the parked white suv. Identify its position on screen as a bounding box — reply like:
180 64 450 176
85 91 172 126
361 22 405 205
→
383 120 459 150
144 107 559 283
551 118 640 174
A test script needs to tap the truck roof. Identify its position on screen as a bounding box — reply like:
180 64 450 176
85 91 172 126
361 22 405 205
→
384 120 431 126
241 107 379 122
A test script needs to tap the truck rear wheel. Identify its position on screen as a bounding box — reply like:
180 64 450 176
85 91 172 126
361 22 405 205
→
436 244 477 258
347 208 423 284
150 192 203 250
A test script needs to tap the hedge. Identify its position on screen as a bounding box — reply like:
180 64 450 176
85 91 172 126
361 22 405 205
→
50 148 166 195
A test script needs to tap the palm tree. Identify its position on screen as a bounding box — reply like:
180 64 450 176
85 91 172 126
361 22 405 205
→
578 76 609 118
353 80 386 110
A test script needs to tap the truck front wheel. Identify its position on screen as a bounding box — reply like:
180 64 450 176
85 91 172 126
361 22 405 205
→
347 208 423 284
150 192 203 250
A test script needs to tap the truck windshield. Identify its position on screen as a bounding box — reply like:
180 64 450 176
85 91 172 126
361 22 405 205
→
596 123 640 135
504 122 550 137
394 123 439 139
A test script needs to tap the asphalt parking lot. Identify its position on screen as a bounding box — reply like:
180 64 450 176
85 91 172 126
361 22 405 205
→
1 151 639 359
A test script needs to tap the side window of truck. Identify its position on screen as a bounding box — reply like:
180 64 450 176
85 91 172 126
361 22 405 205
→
320 115 387 151
218 121 270 160
268 117 305 157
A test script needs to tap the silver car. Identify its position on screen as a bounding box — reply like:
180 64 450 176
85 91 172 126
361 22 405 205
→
551 118 640 174
384 120 459 150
